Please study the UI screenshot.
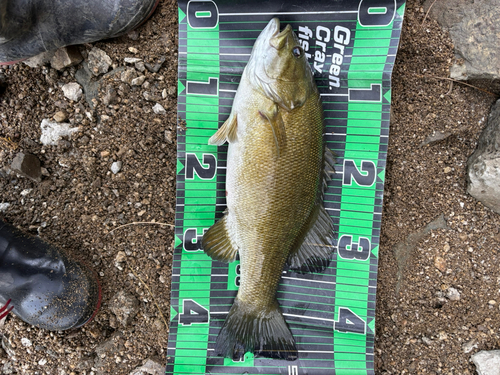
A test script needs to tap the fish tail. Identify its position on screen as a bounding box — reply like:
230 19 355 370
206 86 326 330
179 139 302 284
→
215 298 297 361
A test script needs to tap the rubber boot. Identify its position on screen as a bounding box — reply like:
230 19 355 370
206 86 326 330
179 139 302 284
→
0 219 101 330
0 0 159 64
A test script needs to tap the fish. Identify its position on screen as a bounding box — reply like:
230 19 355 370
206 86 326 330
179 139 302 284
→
201 17 335 361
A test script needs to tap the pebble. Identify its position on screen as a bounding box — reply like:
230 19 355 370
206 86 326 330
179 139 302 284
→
50 46 82 71
129 358 164 375
135 61 146 72
0 203 10 212
61 82 83 101
124 57 142 64
21 338 32 347
121 68 138 85
131 75 146 86
446 287 461 301
422 336 433 346
53 111 68 122
462 339 478 353
88 47 112 76
40 119 79 146
109 291 139 327
471 350 500 375
434 256 446 272
152 103 166 115
10 152 42 182
128 47 139 54
111 161 122 174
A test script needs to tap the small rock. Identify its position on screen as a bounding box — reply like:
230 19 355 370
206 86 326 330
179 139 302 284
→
88 47 112 76
127 30 139 40
38 358 47 366
111 161 122 174
145 56 166 73
121 68 138 85
23 51 53 68
164 130 173 144
114 251 127 270
50 46 83 70
443 166 452 173
21 338 32 347
420 130 451 147
129 359 164 375
11 152 42 182
462 339 478 354
135 61 146 72
124 57 142 64
2 333 15 357
40 119 79 146
434 256 446 272
422 336 433 346
446 287 461 301
488 300 497 305
102 84 119 106
131 75 146 86
61 82 83 101
53 111 68 122
0 203 10 212
128 47 139 54
152 103 166 115
471 350 500 375
109 291 139 327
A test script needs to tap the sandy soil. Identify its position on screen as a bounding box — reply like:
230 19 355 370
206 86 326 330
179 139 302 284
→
0 0 498 374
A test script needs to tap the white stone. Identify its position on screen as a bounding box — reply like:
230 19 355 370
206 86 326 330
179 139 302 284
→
472 350 500 375
129 359 164 375
40 119 79 146
0 203 11 212
111 161 122 174
61 82 83 101
131 76 146 86
124 57 142 64
152 103 166 115
21 338 32 347
446 287 461 301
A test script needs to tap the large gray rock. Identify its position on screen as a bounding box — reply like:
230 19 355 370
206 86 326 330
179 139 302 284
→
467 99 500 214
424 0 500 80
471 350 500 375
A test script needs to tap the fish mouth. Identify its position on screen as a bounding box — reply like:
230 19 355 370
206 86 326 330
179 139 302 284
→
268 18 292 50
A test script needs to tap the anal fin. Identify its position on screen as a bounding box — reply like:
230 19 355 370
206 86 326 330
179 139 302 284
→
201 214 238 263
288 204 335 273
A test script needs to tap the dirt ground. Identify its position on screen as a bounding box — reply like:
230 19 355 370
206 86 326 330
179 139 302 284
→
0 0 499 374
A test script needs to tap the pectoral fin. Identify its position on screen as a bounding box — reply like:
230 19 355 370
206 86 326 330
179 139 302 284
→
201 214 238 263
288 204 335 273
259 103 286 156
209 113 238 146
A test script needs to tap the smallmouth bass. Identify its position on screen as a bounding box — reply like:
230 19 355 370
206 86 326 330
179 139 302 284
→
202 18 335 361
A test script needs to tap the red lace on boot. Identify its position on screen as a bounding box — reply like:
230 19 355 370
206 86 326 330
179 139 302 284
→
0 299 14 320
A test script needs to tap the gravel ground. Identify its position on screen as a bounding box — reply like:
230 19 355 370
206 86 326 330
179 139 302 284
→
0 0 499 374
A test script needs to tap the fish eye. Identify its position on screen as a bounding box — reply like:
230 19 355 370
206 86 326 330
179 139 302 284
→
292 46 303 58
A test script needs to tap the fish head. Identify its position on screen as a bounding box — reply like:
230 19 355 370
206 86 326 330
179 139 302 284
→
247 18 316 111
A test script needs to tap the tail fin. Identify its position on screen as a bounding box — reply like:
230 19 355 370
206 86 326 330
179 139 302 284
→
215 298 297 361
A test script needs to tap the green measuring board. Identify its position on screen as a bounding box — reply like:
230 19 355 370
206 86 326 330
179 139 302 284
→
169 1 405 373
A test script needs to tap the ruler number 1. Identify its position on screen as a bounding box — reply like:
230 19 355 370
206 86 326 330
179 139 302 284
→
288 366 298 375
